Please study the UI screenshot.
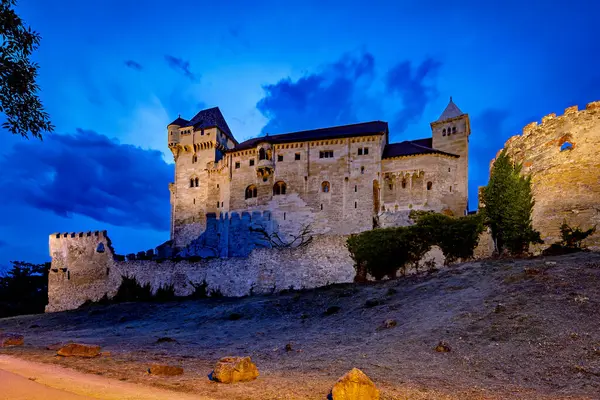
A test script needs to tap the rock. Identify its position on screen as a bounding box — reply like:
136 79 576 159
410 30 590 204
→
148 364 184 376
382 319 397 329
212 356 259 383
331 368 380 400
435 341 451 353
0 333 24 348
56 343 101 358
228 312 243 321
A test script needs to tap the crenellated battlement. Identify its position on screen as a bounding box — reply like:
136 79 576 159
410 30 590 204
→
491 100 600 250
51 230 108 240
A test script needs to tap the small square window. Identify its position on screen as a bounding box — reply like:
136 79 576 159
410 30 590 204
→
249 159 255 166
295 153 301 160
358 148 363 155
235 161 240 169
278 155 283 162
364 148 369 155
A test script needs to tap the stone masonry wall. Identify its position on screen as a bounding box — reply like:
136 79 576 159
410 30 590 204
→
493 101 600 249
46 232 356 313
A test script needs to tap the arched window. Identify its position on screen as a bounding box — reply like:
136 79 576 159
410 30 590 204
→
401 179 407 189
273 181 287 195
560 142 573 151
321 181 330 193
245 185 258 199
452 126 457 133
442 128 446 136
189 178 194 188
195 177 199 187
427 181 433 190
259 148 266 160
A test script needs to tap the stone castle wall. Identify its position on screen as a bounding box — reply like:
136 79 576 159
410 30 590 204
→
493 101 600 249
46 231 356 313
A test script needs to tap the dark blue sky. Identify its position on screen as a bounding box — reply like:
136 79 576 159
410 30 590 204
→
1 0 599 267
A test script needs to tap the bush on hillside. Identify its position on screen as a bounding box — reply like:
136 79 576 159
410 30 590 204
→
346 212 484 281
542 220 596 256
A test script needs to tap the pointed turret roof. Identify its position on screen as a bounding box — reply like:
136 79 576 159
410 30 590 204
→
436 97 464 122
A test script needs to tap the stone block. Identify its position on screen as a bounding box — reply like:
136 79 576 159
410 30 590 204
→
212 356 259 383
0 333 24 348
331 368 380 400
148 364 184 376
56 343 101 358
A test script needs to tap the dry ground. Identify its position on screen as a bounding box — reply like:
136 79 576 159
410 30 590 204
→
2 252 600 400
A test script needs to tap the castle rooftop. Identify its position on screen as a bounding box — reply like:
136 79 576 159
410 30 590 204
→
230 120 389 151
435 97 465 122
382 139 460 159
168 107 238 144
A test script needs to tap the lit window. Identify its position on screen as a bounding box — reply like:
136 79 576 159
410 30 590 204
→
321 181 330 193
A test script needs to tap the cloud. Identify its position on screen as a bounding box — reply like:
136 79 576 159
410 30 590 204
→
256 51 442 136
385 58 441 133
0 130 171 231
124 60 143 71
164 55 199 82
257 51 376 134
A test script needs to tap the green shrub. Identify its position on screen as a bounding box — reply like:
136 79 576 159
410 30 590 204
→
189 280 209 299
542 220 596 256
112 276 153 303
153 283 176 302
346 212 484 281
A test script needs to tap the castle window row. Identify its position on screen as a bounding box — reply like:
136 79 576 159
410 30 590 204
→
357 147 369 155
319 150 334 158
442 126 457 136
189 177 199 187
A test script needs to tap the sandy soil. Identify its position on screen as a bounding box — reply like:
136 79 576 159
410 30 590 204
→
1 252 600 400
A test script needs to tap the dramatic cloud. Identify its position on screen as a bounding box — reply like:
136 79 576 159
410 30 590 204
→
124 60 143 71
257 51 376 134
0 130 171 231
385 58 441 133
164 55 199 82
256 51 441 135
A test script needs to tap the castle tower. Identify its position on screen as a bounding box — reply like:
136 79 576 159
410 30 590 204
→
167 107 237 248
430 97 470 215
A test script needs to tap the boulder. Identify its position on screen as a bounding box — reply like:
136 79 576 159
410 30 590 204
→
148 364 184 376
331 368 380 400
56 343 101 358
0 333 24 348
212 356 259 383
434 341 451 353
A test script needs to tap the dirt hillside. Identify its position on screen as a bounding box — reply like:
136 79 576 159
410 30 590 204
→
1 252 600 400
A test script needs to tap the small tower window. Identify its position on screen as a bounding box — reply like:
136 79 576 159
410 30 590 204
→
277 155 284 162
452 126 457 133
96 243 105 253
195 178 199 187
427 181 433 191
560 142 573 151
235 161 240 169
442 128 446 136
295 153 301 160
355 201 357 209
321 181 330 193
402 179 407 189
449 186 452 192
249 159 255 166
245 185 258 199
259 148 267 160
361 166 365 174
192 154 198 163
358 148 363 155
273 181 287 196
190 178 194 188
354 185 357 192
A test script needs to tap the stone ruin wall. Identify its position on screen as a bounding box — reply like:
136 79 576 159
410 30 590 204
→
46 231 357 313
46 229 484 313
494 101 600 249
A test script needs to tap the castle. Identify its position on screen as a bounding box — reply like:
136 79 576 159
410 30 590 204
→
168 97 471 255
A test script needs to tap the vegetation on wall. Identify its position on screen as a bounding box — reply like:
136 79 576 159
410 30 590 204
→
542 220 597 256
481 149 542 255
0 260 50 318
346 212 484 281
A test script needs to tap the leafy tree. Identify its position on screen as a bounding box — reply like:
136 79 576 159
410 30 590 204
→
0 0 53 139
481 149 542 255
0 260 49 317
